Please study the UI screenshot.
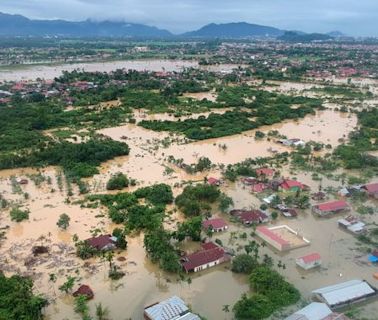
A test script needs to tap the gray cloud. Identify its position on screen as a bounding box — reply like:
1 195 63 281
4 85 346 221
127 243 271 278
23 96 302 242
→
0 0 377 36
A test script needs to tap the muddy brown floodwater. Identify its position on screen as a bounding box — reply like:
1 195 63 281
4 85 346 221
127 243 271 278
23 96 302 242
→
0 77 376 320
0 59 198 82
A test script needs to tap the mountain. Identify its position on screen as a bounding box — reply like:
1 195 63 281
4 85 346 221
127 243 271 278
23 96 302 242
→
327 31 346 38
0 12 172 38
182 22 284 38
278 31 333 42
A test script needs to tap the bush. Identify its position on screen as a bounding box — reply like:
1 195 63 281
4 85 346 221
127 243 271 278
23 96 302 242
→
233 294 275 320
10 208 29 222
231 254 258 274
57 213 70 230
106 172 129 190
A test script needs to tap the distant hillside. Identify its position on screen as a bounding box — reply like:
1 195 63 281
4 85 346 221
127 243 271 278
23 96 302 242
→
182 22 284 38
0 12 172 38
278 31 333 42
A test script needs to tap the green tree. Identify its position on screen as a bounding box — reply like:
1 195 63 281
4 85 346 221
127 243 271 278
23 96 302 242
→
57 213 70 230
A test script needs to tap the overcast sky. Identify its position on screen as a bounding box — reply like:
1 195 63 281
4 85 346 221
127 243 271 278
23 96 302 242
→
0 0 377 36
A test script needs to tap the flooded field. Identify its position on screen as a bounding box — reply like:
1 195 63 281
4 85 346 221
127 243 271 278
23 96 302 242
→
0 59 198 81
0 71 376 320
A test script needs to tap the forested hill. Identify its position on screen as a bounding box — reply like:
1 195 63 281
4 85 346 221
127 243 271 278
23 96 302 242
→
183 22 285 38
0 12 172 37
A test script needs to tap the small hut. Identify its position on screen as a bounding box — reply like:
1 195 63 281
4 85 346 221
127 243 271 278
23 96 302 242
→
73 285 94 300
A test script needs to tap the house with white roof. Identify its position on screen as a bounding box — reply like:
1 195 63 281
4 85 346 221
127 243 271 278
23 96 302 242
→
144 296 200 320
312 280 378 309
285 302 350 320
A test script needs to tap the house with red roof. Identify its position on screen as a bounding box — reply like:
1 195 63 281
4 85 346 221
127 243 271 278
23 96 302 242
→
73 285 94 299
85 234 117 251
296 253 322 270
251 183 267 193
362 183 378 199
256 167 275 177
203 218 228 232
312 200 350 217
230 209 268 225
256 225 310 252
280 179 307 191
180 242 230 273
206 177 221 186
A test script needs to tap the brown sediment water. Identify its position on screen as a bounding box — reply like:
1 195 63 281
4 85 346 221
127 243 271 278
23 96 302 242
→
0 59 198 82
0 76 375 319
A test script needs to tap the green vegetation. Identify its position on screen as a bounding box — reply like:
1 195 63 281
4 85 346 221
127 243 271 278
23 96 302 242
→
140 85 322 140
0 272 47 320
334 108 378 170
106 172 129 190
10 207 29 222
175 184 221 216
233 265 300 320
0 137 130 180
57 213 70 230
231 254 258 274
144 228 182 273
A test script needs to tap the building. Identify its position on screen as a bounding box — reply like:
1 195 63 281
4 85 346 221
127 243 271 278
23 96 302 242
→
362 183 378 199
256 167 275 177
144 296 200 320
85 234 117 251
206 177 221 186
338 216 366 234
202 218 228 232
73 285 94 300
251 183 267 193
279 138 305 147
281 179 307 192
180 242 230 273
256 225 310 252
285 302 351 320
296 253 322 270
312 280 378 309
312 200 350 217
230 209 268 225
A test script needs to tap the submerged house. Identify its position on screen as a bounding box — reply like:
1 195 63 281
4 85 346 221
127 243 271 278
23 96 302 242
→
285 302 351 320
256 167 275 177
280 179 308 192
230 209 269 225
362 183 378 199
312 280 378 309
206 177 221 186
73 285 94 300
180 242 230 273
312 200 350 217
85 234 117 251
296 253 322 270
338 216 366 234
144 296 200 320
202 218 228 232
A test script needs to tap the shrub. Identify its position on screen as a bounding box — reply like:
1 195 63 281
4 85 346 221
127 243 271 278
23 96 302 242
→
10 208 29 222
106 172 129 190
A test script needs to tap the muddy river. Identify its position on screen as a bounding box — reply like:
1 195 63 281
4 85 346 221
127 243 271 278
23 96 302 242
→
0 59 198 82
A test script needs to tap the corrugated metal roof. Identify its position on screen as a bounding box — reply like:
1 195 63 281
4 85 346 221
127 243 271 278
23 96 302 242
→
144 296 189 320
312 280 376 307
285 302 332 320
177 312 201 320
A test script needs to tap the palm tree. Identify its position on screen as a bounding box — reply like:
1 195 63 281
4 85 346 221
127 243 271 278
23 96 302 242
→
95 303 109 320
222 304 230 319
